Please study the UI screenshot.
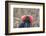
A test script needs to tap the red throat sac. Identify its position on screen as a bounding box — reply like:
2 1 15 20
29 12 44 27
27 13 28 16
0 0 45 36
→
21 15 33 23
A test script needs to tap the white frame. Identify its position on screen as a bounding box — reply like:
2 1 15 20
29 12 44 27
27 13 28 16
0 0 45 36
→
8 3 43 33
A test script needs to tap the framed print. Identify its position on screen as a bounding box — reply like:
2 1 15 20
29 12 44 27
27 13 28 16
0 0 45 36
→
5 1 45 35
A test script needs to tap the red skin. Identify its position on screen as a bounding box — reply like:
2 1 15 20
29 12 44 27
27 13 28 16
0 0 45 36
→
21 15 26 22
21 15 33 24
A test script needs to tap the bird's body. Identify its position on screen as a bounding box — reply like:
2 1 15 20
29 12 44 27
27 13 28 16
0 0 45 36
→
19 16 33 28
